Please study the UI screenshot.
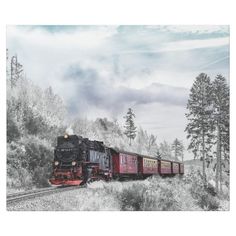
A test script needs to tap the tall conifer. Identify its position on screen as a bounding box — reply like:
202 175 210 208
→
123 108 137 146
185 73 214 183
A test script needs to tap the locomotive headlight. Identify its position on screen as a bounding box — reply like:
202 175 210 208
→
64 134 68 139
72 161 77 166
54 161 59 166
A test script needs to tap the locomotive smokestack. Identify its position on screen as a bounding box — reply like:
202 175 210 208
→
66 126 74 135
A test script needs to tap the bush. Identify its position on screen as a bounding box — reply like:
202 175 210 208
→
7 136 54 190
113 173 222 211
187 170 220 210
23 136 53 187
7 167 33 190
155 186 179 210
7 116 21 142
116 176 200 211
7 142 33 190
119 183 148 211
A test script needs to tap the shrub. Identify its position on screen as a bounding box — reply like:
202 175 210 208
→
119 183 148 211
187 170 220 210
7 161 33 190
155 186 180 210
117 177 197 211
7 136 54 190
7 116 21 142
23 136 53 187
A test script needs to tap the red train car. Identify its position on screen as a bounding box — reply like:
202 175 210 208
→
158 159 172 174
179 163 184 174
172 162 180 174
112 150 138 177
139 156 158 175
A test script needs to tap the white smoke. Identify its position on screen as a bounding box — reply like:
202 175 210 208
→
66 126 74 135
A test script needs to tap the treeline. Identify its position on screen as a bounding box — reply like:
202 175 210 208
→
7 76 68 189
185 73 229 194
7 53 68 189
71 117 184 160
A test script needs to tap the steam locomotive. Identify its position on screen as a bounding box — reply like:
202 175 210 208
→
49 134 184 186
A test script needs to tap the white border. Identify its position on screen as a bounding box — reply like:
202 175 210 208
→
0 1 235 236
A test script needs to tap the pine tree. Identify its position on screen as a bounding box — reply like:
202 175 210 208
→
171 138 184 161
212 74 229 194
156 149 162 159
185 73 214 184
123 108 137 146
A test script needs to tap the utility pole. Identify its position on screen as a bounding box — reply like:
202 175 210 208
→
10 55 23 88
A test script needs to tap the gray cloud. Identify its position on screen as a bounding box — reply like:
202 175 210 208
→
63 65 189 117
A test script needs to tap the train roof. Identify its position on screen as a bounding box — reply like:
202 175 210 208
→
109 148 183 164
159 159 183 164
109 148 138 156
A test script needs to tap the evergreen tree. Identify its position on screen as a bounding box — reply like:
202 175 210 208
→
212 74 229 194
156 149 162 159
171 138 184 161
123 108 137 146
185 73 214 184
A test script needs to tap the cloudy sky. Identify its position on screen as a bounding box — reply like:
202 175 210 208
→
7 25 229 159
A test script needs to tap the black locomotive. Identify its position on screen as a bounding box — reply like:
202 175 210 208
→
50 134 112 185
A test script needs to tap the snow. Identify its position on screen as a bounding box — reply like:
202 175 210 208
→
7 168 229 211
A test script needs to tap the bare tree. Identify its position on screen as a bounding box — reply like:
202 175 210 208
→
172 138 184 162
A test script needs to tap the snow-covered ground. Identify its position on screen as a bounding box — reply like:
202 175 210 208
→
7 170 230 211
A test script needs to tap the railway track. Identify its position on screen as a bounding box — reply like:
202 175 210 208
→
7 185 81 204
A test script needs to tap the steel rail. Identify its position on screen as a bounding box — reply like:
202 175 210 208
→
7 186 82 204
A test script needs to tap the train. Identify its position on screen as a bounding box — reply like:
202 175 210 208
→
49 134 184 186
